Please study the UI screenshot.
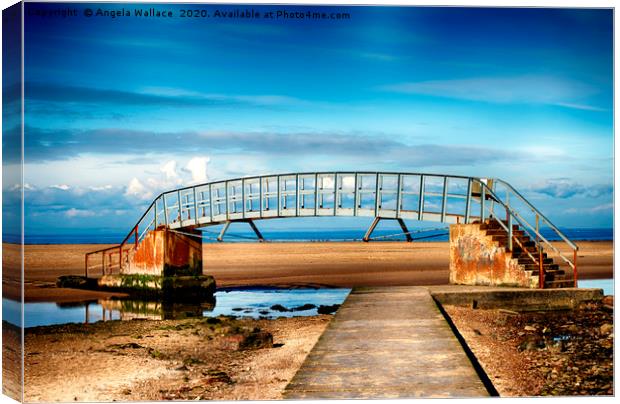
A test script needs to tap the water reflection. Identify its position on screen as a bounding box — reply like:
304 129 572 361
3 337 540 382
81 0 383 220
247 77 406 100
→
12 287 351 327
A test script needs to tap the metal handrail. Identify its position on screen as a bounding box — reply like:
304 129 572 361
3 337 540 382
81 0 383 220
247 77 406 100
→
476 179 578 286
493 179 578 250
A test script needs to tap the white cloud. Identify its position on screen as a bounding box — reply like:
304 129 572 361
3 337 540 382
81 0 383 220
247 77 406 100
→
125 158 210 201
89 185 113 191
65 208 97 218
50 184 70 191
379 75 600 110
160 160 179 181
185 157 210 184
564 203 613 214
125 177 150 200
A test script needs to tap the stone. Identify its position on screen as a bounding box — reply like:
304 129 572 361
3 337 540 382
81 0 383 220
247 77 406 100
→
317 304 340 314
524 325 537 331
270 304 290 312
219 327 273 350
291 303 317 311
599 323 613 335
56 275 98 290
518 335 545 351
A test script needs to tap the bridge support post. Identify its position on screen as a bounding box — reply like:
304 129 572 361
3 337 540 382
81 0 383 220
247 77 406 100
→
217 221 232 242
217 220 265 242
363 217 412 242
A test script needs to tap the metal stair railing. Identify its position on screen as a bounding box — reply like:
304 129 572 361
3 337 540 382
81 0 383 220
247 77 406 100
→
475 179 578 288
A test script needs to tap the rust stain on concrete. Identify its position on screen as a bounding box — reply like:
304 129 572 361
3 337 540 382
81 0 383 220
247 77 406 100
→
450 224 531 288
124 229 202 276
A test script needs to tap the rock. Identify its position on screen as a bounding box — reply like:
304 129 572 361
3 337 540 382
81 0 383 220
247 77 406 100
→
56 275 98 290
202 370 233 384
317 304 340 314
524 325 537 331
219 327 273 350
232 307 244 312
518 335 545 351
599 323 613 335
602 295 613 306
258 310 269 315
270 304 290 312
291 303 317 311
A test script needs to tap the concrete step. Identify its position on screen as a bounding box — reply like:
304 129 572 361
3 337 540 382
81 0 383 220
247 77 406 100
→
517 257 553 265
545 279 576 288
523 263 559 271
528 269 565 277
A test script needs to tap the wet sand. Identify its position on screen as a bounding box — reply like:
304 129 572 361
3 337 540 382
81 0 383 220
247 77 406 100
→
1 241 614 302
23 315 331 402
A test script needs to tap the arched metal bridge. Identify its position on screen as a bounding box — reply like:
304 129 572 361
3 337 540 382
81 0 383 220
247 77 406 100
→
85 171 578 286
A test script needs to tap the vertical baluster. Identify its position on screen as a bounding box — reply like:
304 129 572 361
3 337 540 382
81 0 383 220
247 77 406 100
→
480 183 485 222
440 177 448 223
353 173 360 216
295 174 300 216
259 177 264 217
208 184 213 222
374 173 380 216
193 188 198 223
396 174 403 218
277 176 281 216
242 179 246 219
314 173 319 216
163 194 169 226
225 182 229 220
464 178 471 224
333 173 338 216
418 175 425 221
177 190 182 223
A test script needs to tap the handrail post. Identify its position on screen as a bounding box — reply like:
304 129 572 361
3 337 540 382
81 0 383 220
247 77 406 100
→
85 254 88 278
539 247 544 289
119 245 123 272
163 194 168 226
480 183 485 222
193 187 199 223
396 174 403 218
418 175 425 220
374 173 380 216
440 176 448 223
464 178 471 224
573 249 578 287
507 207 513 251
134 225 138 248
177 190 182 222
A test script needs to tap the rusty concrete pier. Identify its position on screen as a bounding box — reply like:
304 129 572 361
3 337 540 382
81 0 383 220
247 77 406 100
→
284 286 489 399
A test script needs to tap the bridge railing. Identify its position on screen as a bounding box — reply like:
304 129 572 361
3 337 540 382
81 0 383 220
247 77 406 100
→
84 172 578 287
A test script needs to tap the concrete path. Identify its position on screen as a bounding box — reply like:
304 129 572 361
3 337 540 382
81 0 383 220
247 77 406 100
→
284 286 489 399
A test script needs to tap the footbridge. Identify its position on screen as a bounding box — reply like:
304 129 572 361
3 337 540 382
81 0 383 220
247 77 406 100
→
85 171 578 289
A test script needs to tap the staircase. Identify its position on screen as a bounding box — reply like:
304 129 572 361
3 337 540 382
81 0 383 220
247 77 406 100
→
480 219 575 289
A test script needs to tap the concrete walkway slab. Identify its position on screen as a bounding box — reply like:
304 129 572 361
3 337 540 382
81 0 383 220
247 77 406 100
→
284 286 489 399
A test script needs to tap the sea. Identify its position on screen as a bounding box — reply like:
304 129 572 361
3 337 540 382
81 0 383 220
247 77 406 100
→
19 227 614 245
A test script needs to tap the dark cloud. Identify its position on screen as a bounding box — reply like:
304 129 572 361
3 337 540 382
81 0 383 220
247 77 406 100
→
529 178 612 199
18 125 515 168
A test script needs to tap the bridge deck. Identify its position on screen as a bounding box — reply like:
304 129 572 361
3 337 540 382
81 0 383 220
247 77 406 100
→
284 286 489 399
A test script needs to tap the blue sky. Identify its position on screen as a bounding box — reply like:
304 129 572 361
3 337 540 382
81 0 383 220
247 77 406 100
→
2 3 614 237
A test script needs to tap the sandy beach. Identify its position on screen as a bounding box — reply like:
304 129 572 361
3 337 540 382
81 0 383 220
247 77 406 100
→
2 240 613 401
1 240 613 303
